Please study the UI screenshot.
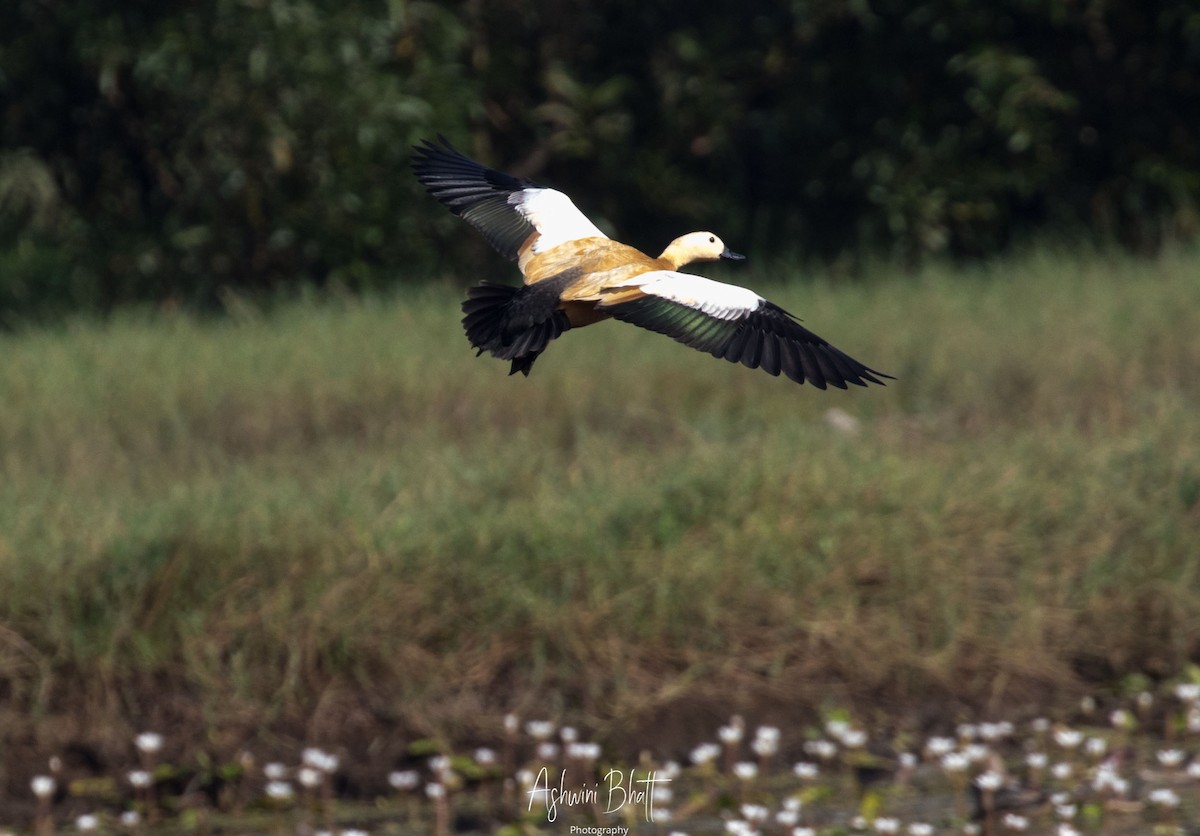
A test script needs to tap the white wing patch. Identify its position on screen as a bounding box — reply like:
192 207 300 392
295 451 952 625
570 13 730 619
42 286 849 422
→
608 270 763 320
510 188 608 252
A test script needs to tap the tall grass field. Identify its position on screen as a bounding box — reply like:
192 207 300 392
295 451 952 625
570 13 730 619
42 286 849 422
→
1 247 1198 826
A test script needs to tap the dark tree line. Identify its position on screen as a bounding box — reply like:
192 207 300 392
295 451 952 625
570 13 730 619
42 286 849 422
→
2 0 1197 318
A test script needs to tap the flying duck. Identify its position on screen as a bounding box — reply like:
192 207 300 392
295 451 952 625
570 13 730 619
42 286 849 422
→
412 137 891 389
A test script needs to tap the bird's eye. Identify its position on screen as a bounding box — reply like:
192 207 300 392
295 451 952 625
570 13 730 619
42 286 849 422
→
708 236 716 243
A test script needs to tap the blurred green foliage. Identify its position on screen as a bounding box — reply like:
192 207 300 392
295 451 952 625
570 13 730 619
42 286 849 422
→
1 0 1198 317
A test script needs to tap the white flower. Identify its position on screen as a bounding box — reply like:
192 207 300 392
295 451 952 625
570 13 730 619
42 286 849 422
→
752 726 780 757
1026 752 1047 769
719 724 744 745
940 752 969 773
653 786 674 804
536 742 559 761
957 723 978 740
1187 760 1200 779
975 770 1004 791
1093 765 1128 796
119 811 141 826
1054 803 1077 820
297 767 322 789
127 770 152 789
740 803 769 822
1136 691 1154 710
135 732 163 755
841 728 868 748
568 742 601 761
1051 762 1073 781
963 743 990 763
1001 813 1028 831
793 829 817 836
751 737 777 757
1157 749 1185 767
525 720 555 740
754 725 781 745
690 742 720 765
1056 825 1080 836
425 782 445 799
428 755 451 775
662 759 681 779
1053 728 1082 749
1030 717 1051 734
979 721 1013 741
75 814 99 831
873 817 899 833
1174 683 1200 703
503 713 519 733
732 761 758 780
388 769 420 791
474 747 496 765
263 762 288 780
265 780 295 800
559 725 578 743
302 747 338 773
1109 708 1133 729
1084 737 1106 758
776 808 800 826
793 761 819 780
803 739 838 760
1149 787 1180 808
925 736 956 757
30 775 56 799
825 719 851 739
908 824 934 836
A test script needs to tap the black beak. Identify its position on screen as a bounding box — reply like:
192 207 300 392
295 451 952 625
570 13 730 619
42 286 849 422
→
720 247 746 261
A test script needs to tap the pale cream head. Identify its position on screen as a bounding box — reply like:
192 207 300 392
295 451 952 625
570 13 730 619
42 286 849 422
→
658 231 746 269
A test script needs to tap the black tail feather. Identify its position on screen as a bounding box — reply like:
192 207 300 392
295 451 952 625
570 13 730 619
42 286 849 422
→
461 282 571 377
509 354 537 377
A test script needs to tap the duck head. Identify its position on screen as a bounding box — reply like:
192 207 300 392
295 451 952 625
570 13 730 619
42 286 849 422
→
658 231 746 269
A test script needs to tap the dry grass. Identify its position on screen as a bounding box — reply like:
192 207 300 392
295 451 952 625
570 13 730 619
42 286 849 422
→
0 246 1198 816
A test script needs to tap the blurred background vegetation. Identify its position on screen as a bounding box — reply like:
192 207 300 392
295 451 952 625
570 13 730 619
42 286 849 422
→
2 0 1199 321
1 2 1199 823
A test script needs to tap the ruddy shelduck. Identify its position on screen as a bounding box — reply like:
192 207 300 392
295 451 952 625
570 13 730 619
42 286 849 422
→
412 137 891 389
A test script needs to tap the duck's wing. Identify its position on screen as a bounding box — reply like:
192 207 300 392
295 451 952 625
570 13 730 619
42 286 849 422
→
412 136 607 261
597 271 892 389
